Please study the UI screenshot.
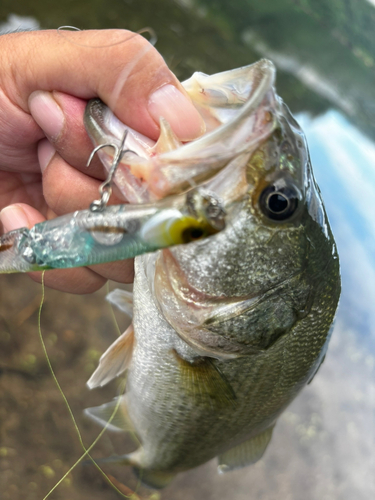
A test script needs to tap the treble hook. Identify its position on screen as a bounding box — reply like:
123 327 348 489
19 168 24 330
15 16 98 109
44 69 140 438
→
86 130 133 212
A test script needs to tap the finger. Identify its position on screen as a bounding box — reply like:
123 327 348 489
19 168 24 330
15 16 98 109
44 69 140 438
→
0 170 46 214
31 92 106 177
40 139 103 213
88 261 134 284
30 256 135 292
0 203 45 234
0 88 43 173
2 30 205 143
29 267 107 295
40 140 125 214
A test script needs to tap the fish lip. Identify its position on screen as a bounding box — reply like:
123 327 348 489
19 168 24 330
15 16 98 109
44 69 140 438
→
149 59 278 198
84 59 278 201
87 58 277 159
160 58 277 159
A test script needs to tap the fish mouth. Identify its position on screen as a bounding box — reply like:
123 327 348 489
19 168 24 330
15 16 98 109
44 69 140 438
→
84 59 278 204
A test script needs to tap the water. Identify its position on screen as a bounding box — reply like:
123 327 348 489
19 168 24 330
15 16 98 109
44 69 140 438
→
0 1 374 499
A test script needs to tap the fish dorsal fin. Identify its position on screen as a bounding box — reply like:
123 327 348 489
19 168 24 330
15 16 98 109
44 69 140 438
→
174 350 236 408
218 425 274 472
87 323 134 389
106 288 133 318
84 395 134 433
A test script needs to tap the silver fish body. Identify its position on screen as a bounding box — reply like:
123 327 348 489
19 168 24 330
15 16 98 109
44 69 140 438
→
85 60 341 488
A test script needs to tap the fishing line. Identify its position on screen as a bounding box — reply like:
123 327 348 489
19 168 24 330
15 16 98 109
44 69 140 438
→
57 26 157 48
37 272 136 499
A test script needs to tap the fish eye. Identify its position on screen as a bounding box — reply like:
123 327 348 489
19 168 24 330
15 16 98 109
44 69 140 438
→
259 184 299 221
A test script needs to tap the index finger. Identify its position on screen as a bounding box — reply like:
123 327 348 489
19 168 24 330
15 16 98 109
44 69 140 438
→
0 29 204 141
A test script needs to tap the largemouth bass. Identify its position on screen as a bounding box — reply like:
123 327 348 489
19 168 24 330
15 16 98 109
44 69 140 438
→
84 60 341 488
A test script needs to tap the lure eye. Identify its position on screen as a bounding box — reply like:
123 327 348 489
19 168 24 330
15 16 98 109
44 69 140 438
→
259 184 299 221
181 226 205 243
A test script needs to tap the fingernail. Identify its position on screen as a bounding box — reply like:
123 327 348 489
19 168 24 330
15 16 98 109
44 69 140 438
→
148 85 206 141
0 205 29 232
29 91 65 140
38 139 56 173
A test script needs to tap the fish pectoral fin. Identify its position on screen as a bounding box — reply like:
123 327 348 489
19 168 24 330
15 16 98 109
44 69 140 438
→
217 425 275 473
106 288 133 318
84 395 135 433
83 449 141 467
174 350 237 408
87 323 134 389
133 467 176 490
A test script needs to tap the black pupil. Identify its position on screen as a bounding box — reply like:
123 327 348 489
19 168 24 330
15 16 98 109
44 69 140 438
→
259 183 299 221
190 228 204 239
268 193 288 213
182 227 205 242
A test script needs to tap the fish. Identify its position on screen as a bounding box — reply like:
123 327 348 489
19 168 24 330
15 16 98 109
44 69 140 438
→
82 59 341 489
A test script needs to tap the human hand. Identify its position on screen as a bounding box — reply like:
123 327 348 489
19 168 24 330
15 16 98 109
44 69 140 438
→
0 29 205 293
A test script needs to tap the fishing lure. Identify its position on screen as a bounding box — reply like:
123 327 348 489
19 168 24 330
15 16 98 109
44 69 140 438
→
0 134 226 273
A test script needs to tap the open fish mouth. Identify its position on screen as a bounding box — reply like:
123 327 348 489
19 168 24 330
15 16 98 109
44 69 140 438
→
84 59 278 204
